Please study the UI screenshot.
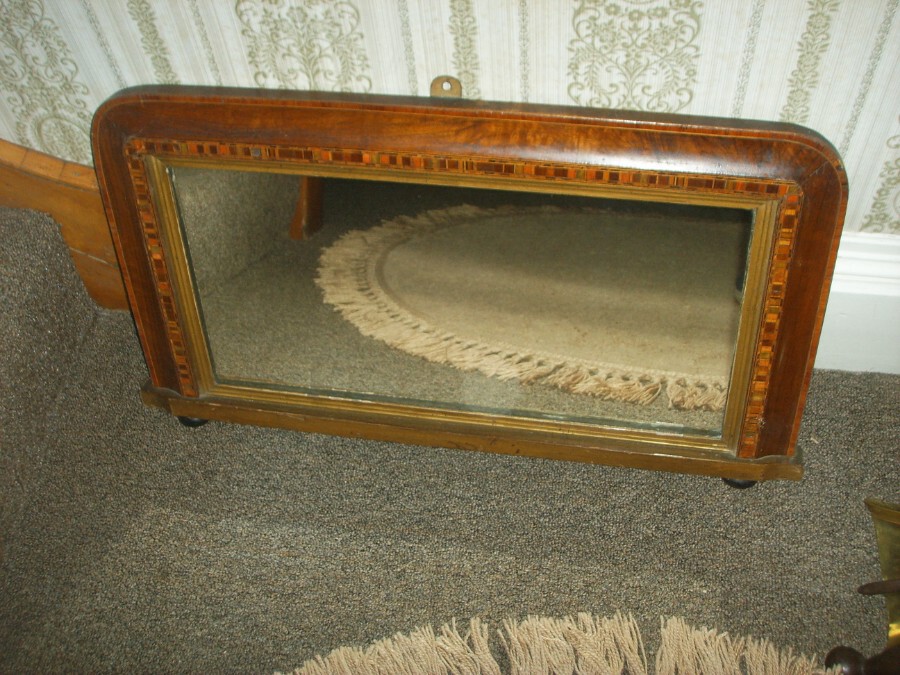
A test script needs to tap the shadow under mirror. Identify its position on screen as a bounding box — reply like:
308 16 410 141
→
170 166 754 438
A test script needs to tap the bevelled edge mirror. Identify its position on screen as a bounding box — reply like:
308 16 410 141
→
92 85 847 482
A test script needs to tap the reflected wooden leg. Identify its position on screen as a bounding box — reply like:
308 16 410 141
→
289 176 323 240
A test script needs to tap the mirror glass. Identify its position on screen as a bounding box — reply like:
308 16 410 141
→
169 166 754 438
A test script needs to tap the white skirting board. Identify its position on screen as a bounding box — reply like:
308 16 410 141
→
815 232 900 374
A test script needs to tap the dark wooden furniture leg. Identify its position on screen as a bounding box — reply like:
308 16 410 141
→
289 176 323 240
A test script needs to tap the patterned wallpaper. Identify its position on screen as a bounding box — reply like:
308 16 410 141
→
1 0 897 234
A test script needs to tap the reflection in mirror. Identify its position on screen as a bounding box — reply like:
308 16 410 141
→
170 167 753 438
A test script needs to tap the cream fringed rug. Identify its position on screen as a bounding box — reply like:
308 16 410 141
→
290 614 832 675
316 205 745 412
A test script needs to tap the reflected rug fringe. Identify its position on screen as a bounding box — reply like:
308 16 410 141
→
316 205 728 412
288 613 834 675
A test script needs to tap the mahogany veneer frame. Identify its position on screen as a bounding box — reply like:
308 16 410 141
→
92 85 847 481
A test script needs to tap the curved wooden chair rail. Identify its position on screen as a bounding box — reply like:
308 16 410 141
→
0 137 126 309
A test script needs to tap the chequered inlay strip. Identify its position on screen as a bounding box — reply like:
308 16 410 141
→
126 140 799 455
126 152 199 397
130 139 794 199
738 193 801 458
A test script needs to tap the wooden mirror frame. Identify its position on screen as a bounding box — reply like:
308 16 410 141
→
92 85 847 482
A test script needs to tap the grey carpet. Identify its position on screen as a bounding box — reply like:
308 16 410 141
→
1 205 898 673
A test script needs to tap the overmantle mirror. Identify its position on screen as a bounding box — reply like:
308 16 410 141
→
93 86 848 482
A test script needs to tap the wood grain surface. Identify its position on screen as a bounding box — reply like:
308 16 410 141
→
93 86 848 477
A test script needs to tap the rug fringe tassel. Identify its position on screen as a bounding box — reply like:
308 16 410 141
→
665 379 727 412
655 617 834 675
500 612 648 675
290 614 834 675
295 618 500 675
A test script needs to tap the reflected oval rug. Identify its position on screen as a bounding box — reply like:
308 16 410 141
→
316 205 746 412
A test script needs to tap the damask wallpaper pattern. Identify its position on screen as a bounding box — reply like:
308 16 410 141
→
236 0 373 90
0 0 93 163
0 0 897 234
778 0 839 125
127 0 180 84
567 0 702 112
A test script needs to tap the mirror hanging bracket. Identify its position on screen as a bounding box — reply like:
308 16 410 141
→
430 75 463 98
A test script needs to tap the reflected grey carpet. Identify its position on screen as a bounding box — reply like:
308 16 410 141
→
1 205 898 673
